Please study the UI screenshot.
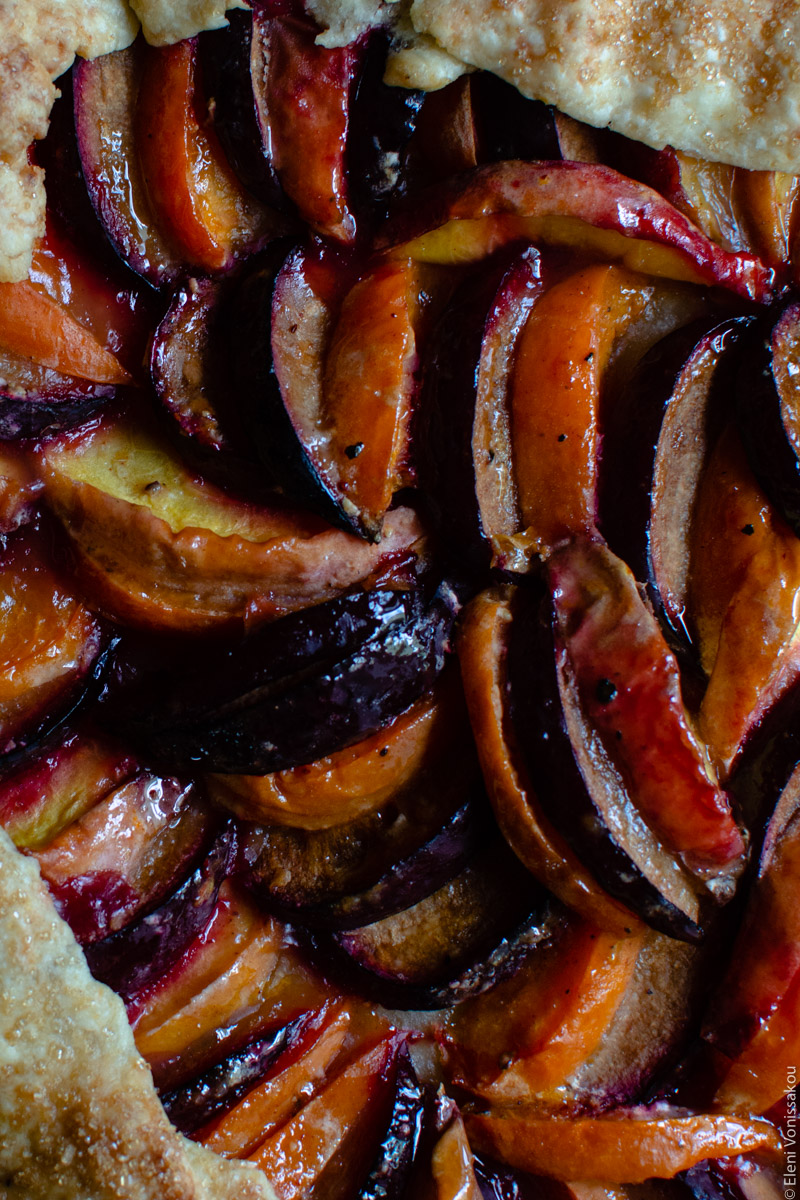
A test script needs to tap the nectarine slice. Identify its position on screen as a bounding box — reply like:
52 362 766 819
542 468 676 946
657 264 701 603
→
36 416 426 632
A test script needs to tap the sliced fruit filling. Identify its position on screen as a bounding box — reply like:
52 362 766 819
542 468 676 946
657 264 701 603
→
2 10 795 1194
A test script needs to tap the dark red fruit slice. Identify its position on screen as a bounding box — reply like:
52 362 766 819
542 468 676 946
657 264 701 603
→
199 10 287 209
309 838 555 1009
548 539 746 882
737 301 800 536
74 46 183 286
162 1010 316 1134
102 585 456 774
264 15 361 242
599 316 752 656
84 823 235 1002
420 244 542 572
509 579 709 942
356 1044 428 1200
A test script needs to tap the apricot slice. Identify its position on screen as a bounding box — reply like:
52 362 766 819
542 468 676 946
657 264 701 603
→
36 416 426 632
466 1109 781 1183
445 918 643 1102
511 265 650 552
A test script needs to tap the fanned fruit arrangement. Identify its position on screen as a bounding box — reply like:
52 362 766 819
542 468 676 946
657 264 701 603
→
3 2 797 1194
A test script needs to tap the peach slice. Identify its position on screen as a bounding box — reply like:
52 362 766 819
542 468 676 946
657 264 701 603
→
0 530 102 754
382 162 775 302
35 416 426 632
466 1109 781 1183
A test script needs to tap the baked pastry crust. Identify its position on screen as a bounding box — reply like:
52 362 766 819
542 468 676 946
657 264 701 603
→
0 827 275 1200
310 0 800 172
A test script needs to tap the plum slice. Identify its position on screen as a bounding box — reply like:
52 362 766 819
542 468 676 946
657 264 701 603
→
510 264 661 556
236 716 478 921
381 161 775 302
199 10 286 209
37 412 426 632
456 586 639 935
129 882 329 1090
101 584 456 774
509 576 713 941
356 1045 428 1200
195 1002 352 1157
444 916 643 1103
33 774 211 944
599 316 751 656
149 273 266 490
83 822 236 1003
246 1035 402 1198
74 46 183 287
162 1008 321 1135
703 765 800 1058
236 245 419 538
259 15 361 242
136 39 276 274
207 669 472 829
548 539 746 884
737 301 800 536
0 350 115 440
689 421 800 776
308 838 556 1009
420 244 543 572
